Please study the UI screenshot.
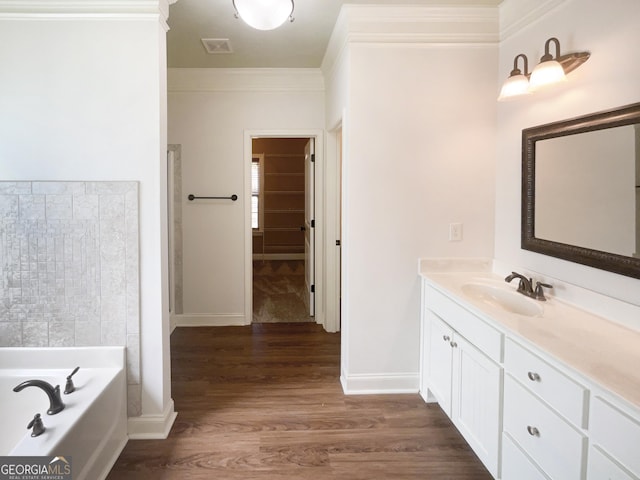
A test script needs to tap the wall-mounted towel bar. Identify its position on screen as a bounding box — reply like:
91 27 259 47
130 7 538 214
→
188 194 238 201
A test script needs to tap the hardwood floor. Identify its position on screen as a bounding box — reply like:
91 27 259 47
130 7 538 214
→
108 324 492 479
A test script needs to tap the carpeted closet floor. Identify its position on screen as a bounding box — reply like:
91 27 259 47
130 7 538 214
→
253 260 314 323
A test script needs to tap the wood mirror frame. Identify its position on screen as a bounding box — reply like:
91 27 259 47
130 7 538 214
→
522 102 640 279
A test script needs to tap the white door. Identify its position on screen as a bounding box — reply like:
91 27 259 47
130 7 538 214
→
304 139 315 316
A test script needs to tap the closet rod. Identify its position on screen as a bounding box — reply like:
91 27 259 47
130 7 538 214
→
188 194 238 201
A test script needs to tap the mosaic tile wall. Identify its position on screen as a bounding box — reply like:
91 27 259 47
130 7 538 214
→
0 181 141 416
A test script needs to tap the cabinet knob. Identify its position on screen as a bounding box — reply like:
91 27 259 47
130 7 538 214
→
527 426 540 437
450 341 458 348
527 372 541 382
442 335 450 342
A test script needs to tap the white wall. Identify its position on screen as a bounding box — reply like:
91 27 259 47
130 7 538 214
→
0 1 174 437
323 6 499 392
495 0 640 328
168 69 325 325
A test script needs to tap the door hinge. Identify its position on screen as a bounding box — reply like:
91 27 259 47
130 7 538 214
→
311 285 315 293
311 219 315 228
336 240 341 246
310 153 315 163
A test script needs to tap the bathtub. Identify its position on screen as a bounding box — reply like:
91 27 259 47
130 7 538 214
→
0 347 128 480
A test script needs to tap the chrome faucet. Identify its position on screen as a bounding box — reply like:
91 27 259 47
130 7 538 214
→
505 272 553 301
13 380 65 415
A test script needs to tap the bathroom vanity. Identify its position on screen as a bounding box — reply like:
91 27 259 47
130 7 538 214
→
419 259 640 480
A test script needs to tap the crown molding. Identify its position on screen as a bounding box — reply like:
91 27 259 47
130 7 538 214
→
322 5 499 78
0 0 170 19
167 68 325 93
499 0 567 41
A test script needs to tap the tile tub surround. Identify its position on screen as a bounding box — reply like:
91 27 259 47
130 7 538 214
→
418 258 640 410
0 181 141 417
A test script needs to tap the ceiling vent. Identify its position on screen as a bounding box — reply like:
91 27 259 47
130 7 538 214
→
201 38 233 54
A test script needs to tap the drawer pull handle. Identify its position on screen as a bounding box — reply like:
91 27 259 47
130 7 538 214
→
527 372 541 382
450 341 458 348
527 426 540 437
442 335 451 342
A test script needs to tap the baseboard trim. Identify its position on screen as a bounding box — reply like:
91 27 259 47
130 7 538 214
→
169 313 177 333
174 313 249 327
128 399 178 440
340 372 420 395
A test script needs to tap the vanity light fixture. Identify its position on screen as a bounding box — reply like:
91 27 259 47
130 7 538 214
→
497 54 531 101
233 0 294 31
498 37 590 101
529 37 567 90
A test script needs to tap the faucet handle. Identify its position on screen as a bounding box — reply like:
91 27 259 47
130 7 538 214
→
535 282 553 301
64 366 80 395
27 413 46 437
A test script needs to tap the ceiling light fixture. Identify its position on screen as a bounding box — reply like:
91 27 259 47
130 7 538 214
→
233 0 294 31
498 37 590 101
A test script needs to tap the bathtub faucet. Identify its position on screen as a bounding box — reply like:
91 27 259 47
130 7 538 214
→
13 380 65 415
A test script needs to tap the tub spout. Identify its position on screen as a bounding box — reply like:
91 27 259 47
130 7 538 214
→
13 380 65 415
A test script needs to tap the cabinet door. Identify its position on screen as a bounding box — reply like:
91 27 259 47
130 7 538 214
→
451 333 502 478
426 311 453 414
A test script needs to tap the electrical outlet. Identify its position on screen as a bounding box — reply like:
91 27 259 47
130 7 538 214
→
449 223 463 242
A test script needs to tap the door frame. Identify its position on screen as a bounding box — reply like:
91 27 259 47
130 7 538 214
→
243 129 330 329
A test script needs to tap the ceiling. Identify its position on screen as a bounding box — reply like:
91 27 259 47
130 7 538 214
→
167 0 503 68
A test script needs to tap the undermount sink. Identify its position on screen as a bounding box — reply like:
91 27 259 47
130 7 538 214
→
461 283 543 317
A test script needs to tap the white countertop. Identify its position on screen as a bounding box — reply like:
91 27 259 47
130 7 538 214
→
419 260 640 411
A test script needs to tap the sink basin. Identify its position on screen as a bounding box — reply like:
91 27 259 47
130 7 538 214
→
461 283 543 317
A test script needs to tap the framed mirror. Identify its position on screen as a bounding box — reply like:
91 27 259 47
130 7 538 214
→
522 102 640 279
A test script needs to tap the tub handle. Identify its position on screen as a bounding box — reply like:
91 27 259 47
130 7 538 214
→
64 366 80 395
27 413 46 437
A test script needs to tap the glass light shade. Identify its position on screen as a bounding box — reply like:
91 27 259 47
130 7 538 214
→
498 74 531 101
234 0 293 30
529 60 566 91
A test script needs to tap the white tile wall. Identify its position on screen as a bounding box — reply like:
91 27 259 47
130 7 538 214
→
0 181 141 416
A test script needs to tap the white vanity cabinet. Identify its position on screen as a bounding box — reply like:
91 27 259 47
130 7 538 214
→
419 269 640 480
422 285 503 478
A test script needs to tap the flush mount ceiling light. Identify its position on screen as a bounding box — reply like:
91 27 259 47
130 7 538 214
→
498 37 590 101
497 54 531 101
233 0 294 31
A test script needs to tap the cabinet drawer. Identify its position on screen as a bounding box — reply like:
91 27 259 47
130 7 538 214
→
502 433 551 480
425 286 502 362
505 338 588 428
587 446 638 480
504 375 586 480
590 396 640 477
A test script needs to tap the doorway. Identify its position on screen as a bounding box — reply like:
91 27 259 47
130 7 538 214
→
250 137 315 324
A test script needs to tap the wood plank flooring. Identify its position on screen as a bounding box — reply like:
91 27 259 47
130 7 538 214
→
107 324 492 479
